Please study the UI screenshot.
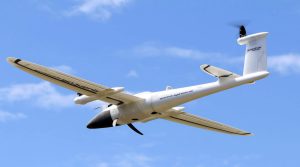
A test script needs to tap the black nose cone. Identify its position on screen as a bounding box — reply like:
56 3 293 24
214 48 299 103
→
87 110 113 129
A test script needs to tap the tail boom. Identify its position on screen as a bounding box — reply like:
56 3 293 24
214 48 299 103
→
151 71 269 112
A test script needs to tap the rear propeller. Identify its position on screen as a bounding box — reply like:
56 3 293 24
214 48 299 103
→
228 21 250 38
231 24 247 38
239 25 247 38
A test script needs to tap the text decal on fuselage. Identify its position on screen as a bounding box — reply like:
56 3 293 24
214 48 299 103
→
159 90 193 100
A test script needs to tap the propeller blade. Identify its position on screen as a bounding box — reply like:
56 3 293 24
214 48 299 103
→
227 20 250 38
113 119 118 127
228 20 250 28
127 123 143 135
239 25 247 37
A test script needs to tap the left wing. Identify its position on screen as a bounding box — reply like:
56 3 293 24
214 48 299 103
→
162 110 251 136
7 57 143 105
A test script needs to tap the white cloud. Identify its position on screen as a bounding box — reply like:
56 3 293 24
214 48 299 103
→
269 54 300 74
96 162 110 167
134 43 300 75
134 43 224 61
0 110 26 123
93 153 153 167
0 81 109 111
66 0 132 20
0 82 75 109
126 70 138 78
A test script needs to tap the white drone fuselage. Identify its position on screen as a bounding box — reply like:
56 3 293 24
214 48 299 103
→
85 70 268 128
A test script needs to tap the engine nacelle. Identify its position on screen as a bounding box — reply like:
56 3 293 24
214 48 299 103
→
74 87 125 105
74 95 98 105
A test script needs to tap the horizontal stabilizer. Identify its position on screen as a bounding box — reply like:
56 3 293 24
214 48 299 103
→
200 64 240 79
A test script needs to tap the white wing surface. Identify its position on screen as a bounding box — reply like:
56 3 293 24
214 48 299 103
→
163 111 251 136
200 64 240 79
7 57 143 105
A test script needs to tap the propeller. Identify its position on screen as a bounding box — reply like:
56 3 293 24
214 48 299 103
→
238 25 247 38
230 24 247 38
127 123 144 135
112 119 118 127
111 119 143 135
228 21 250 38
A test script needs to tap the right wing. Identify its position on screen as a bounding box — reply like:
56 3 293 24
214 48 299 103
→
7 57 143 105
163 109 251 136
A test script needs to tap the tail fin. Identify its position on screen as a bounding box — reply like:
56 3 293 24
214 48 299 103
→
238 32 268 75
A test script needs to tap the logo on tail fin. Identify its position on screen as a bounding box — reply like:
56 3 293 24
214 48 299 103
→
247 46 262 52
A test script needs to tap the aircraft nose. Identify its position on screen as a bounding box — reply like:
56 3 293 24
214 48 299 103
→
87 110 113 129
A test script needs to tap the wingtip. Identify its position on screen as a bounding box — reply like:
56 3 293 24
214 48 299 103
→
6 57 20 64
243 132 253 136
200 64 209 69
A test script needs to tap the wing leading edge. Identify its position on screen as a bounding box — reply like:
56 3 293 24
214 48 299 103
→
7 57 143 105
163 110 251 136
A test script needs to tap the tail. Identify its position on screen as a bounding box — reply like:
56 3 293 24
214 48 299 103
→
237 32 269 75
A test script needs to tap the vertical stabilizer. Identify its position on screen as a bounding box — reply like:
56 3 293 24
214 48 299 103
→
238 32 268 75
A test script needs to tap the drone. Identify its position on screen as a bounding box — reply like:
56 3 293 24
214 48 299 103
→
7 26 269 135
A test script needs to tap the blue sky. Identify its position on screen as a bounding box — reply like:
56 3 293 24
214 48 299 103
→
1 0 300 166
